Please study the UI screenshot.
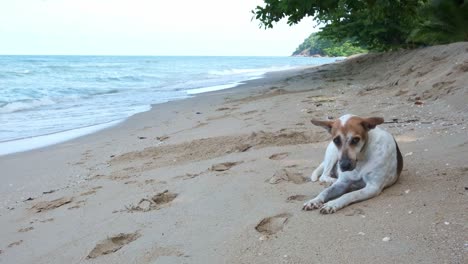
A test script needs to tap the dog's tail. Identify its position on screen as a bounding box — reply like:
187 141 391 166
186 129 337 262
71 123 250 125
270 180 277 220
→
310 162 324 182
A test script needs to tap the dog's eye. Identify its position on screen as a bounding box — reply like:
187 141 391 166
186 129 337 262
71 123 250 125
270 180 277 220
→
333 137 341 146
351 137 360 145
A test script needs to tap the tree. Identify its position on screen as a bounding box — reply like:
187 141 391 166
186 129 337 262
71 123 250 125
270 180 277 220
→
253 0 426 51
408 0 468 44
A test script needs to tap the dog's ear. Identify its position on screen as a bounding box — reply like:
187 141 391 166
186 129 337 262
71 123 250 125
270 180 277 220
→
311 120 334 133
361 117 384 130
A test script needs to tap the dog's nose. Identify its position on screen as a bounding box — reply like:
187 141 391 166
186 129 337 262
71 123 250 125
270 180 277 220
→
339 159 353 171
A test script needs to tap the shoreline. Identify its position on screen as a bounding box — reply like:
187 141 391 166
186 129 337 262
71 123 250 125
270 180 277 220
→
0 64 315 206
1 55 339 156
0 43 466 264
0 64 316 157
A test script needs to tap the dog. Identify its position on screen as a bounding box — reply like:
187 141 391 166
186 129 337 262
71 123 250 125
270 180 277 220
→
303 114 403 214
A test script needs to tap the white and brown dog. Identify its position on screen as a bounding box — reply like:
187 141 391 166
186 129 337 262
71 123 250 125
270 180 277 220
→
303 114 403 214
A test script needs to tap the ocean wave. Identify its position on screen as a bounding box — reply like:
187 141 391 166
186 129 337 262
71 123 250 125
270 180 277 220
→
90 89 120 96
0 69 33 79
14 69 31 75
0 55 338 146
0 98 56 114
93 75 145 82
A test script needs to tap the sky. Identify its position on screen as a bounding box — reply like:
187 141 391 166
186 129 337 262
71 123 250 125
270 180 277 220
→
0 0 318 56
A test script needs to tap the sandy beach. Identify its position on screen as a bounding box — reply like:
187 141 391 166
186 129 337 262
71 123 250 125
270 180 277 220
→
1 42 467 264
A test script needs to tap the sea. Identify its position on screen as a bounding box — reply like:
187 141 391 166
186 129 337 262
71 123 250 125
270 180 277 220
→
0 55 340 155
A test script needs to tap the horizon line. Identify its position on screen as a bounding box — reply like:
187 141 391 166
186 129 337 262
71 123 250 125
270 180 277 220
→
0 54 294 57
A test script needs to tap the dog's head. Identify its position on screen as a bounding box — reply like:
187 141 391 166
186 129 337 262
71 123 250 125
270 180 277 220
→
311 114 384 172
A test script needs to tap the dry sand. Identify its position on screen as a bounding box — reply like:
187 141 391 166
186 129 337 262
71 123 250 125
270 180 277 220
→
0 42 467 264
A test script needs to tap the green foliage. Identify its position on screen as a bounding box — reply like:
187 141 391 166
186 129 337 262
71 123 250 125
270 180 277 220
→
293 33 367 57
253 0 425 51
323 41 368 57
408 0 468 44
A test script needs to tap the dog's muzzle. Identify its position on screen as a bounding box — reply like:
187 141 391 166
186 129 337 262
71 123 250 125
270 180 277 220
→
339 158 354 172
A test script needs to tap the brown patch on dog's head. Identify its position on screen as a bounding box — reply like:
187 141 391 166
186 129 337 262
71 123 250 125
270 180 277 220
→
310 120 334 133
312 115 384 171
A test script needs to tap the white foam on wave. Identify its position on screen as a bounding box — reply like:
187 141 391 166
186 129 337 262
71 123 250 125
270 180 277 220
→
208 65 294 77
186 75 267 95
186 82 241 95
188 64 295 95
0 120 122 156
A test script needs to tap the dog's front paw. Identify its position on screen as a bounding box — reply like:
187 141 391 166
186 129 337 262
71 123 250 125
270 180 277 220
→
302 199 323 211
319 175 337 184
319 202 339 214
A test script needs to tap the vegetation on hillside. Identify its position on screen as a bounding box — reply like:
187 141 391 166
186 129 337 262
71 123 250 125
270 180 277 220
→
293 33 367 57
408 0 468 45
253 0 468 52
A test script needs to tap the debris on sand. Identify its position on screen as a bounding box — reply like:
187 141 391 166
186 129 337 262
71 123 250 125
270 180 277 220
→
156 135 169 141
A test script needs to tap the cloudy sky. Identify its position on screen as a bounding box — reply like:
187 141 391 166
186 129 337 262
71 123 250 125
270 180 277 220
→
0 0 318 56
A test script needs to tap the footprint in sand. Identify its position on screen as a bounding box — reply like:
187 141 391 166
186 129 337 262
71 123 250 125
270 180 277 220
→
255 213 292 235
31 197 73 213
127 190 178 212
124 180 138 185
344 208 366 217
286 195 309 202
67 205 81 210
87 232 141 259
144 179 156 184
229 143 252 153
139 245 185 263
268 169 307 184
68 200 86 210
173 172 201 180
17 227 34 233
241 110 258 116
269 152 289 160
80 190 97 196
8 240 23 248
210 162 242 172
